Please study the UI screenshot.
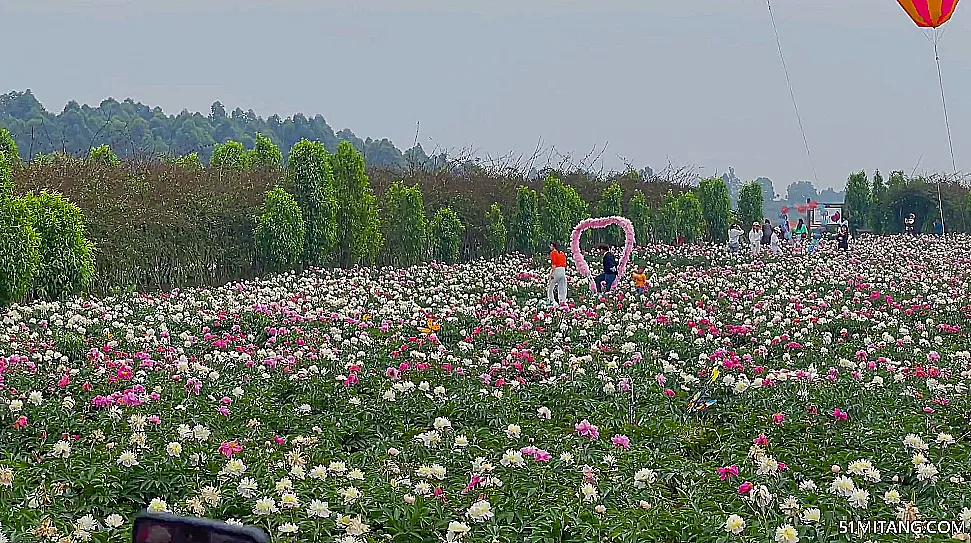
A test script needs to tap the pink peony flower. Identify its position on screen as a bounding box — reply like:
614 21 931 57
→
575 419 600 440
219 441 243 458
611 434 631 450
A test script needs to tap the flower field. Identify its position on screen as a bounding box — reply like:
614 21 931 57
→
2 236 971 543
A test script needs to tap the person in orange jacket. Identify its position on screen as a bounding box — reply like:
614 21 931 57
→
547 242 568 304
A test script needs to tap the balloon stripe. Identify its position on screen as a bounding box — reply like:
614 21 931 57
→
914 0 935 25
898 0 934 26
939 0 960 25
929 0 944 24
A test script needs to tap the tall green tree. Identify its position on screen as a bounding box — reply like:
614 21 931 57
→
0 151 12 198
677 191 704 243
627 191 651 245
380 182 428 267
697 177 732 242
211 140 249 171
512 186 541 254
869 170 889 234
538 175 588 246
0 197 40 306
596 184 624 246
737 181 765 234
655 191 680 244
254 187 305 272
431 207 465 264
844 171 871 234
331 141 382 266
248 132 283 170
484 203 507 258
285 139 337 265
23 191 95 299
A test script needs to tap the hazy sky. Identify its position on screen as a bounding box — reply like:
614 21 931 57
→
4 0 971 192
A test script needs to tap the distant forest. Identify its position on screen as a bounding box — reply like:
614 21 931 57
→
0 89 844 210
0 89 422 169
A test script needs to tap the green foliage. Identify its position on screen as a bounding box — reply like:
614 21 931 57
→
595 184 624 246
0 91 410 168
627 191 651 245
211 140 249 172
677 191 704 243
431 207 465 264
174 153 204 171
654 191 680 244
254 187 306 271
286 139 338 266
22 191 95 299
512 186 541 254
248 132 283 171
0 127 18 167
380 182 428 267
869 170 889 234
331 141 382 266
697 177 732 242
737 181 765 234
538 175 588 247
484 203 507 257
844 171 871 234
89 145 120 167
0 197 41 305
0 150 12 198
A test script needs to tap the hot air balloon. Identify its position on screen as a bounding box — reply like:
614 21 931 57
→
897 0 960 28
896 0 960 236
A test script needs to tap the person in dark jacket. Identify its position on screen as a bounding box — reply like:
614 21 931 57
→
761 219 773 246
837 225 849 251
594 244 618 292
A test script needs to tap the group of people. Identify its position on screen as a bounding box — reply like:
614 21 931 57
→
545 213 860 304
546 242 647 304
727 216 849 254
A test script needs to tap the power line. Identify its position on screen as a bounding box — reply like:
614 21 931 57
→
766 0 820 187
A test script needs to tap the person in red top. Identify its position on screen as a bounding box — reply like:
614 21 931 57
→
547 242 568 304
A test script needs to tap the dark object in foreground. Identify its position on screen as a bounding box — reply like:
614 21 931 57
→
133 512 269 543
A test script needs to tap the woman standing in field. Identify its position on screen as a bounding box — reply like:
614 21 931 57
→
749 223 762 255
547 242 568 304
837 225 849 252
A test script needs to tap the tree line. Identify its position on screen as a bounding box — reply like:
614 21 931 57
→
1 126 698 304
4 117 970 306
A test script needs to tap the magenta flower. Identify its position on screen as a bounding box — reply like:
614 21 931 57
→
717 465 739 481
611 434 631 450
575 419 600 440
771 413 785 425
219 441 242 458
753 434 768 447
832 408 848 421
737 481 753 495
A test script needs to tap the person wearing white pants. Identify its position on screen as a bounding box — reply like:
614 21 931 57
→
547 242 568 304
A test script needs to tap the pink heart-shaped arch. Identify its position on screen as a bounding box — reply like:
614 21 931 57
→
570 216 637 293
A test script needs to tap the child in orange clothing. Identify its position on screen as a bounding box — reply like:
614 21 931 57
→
632 265 647 294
